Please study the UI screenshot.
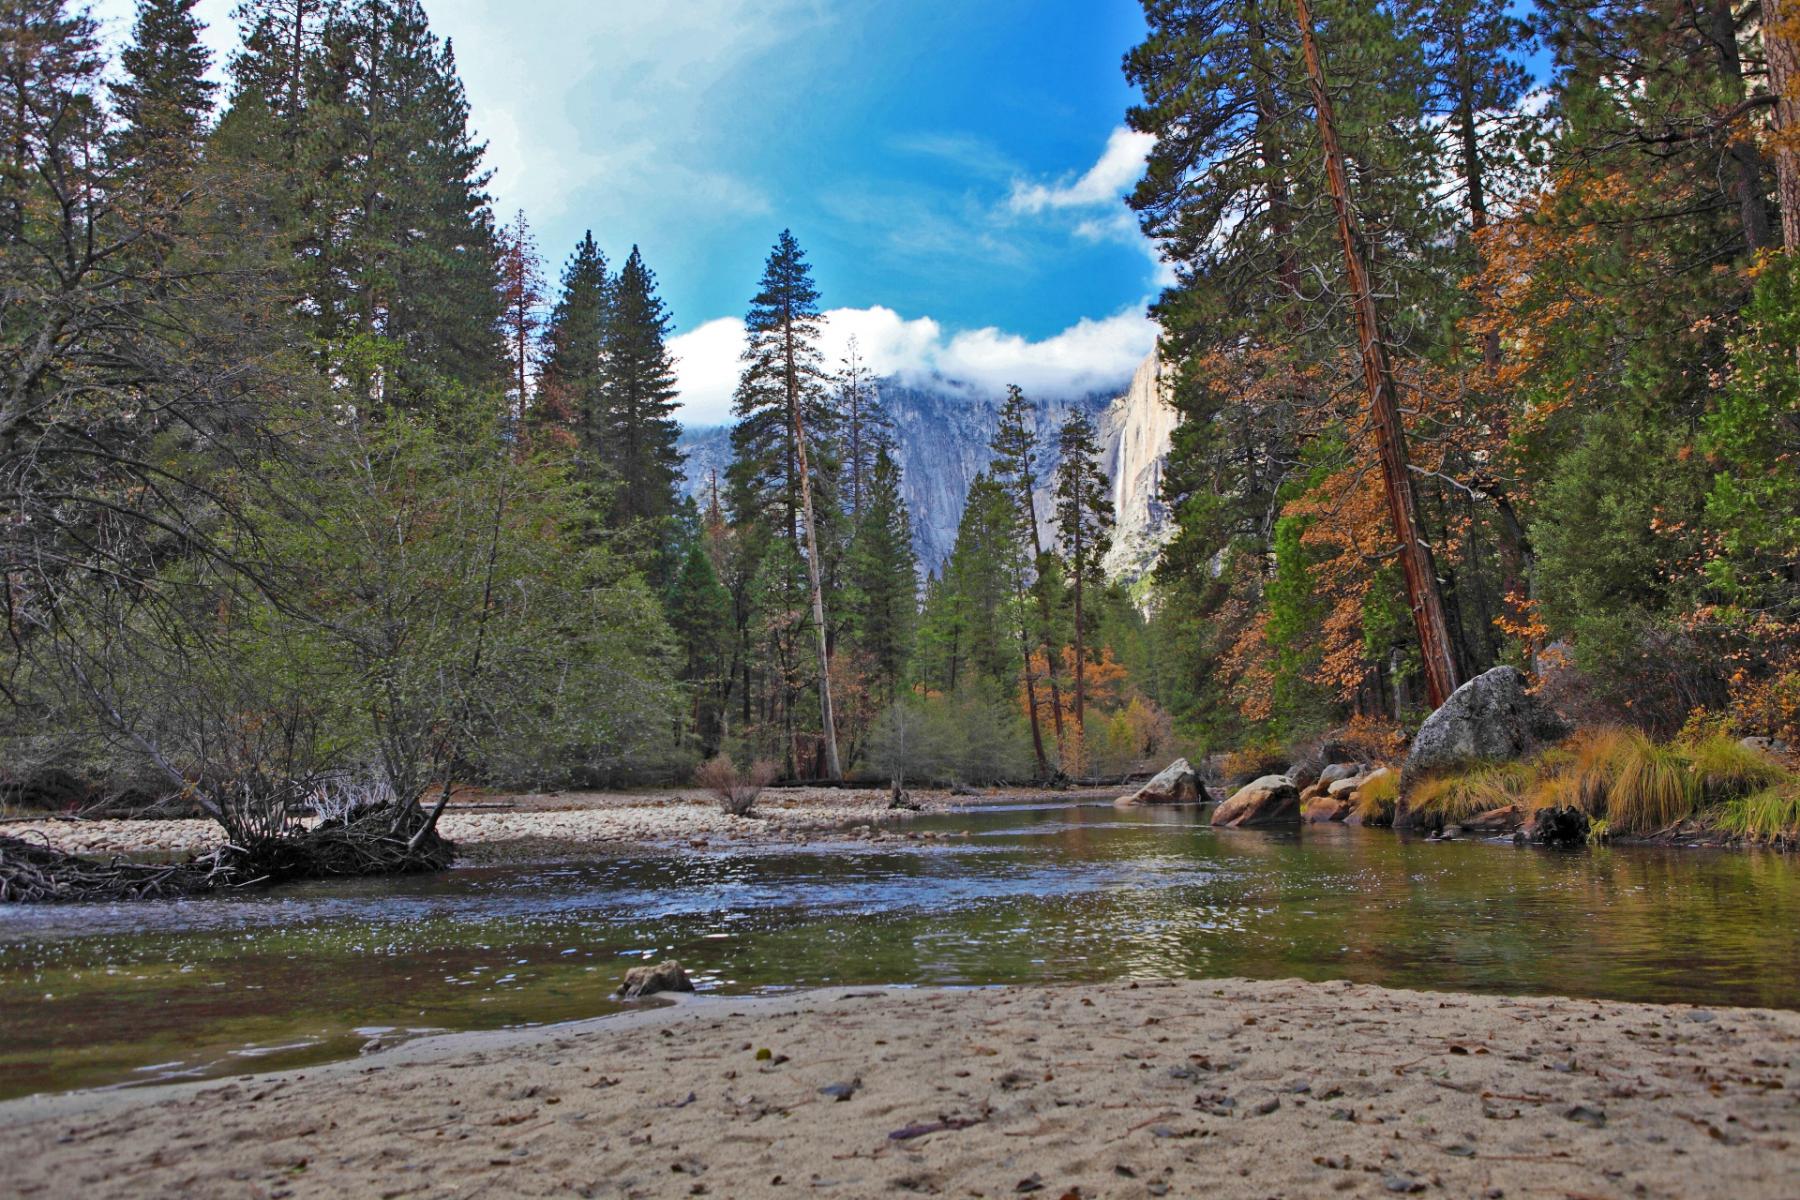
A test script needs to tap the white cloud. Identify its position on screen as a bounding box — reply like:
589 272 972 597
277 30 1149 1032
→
671 305 1157 427
1008 127 1154 214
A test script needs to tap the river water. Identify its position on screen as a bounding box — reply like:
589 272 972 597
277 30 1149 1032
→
3 800 1797 1100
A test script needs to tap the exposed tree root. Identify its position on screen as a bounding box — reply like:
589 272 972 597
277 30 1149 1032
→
1 804 455 904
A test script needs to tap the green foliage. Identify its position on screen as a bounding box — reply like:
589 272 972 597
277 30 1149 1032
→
867 689 1032 788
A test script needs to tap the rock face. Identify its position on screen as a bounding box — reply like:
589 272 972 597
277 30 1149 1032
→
1212 775 1302 828
678 349 1176 584
618 960 695 1000
1117 758 1207 806
1403 667 1570 784
1097 348 1179 582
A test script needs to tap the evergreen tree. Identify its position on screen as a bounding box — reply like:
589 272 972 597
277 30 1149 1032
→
837 336 892 521
497 210 546 429
989 383 1065 769
539 231 611 474
727 230 840 542
243 0 505 405
600 245 684 527
662 500 734 753
0 0 101 241
844 447 917 702
109 0 216 179
1054 409 1114 746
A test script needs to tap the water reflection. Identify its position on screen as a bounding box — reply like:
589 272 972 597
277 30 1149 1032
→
1 801 1797 1099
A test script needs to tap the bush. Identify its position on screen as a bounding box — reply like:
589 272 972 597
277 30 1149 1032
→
693 755 776 816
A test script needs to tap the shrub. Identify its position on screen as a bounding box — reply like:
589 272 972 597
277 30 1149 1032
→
693 755 776 816
1220 739 1287 788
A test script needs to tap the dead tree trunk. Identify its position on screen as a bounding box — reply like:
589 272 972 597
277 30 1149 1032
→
1294 0 1461 709
792 396 842 781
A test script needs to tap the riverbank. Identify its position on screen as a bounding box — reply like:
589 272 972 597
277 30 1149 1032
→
2 978 1795 1199
0 785 1118 861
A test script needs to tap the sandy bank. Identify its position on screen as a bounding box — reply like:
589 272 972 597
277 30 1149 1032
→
2 979 1795 1199
1 786 1109 860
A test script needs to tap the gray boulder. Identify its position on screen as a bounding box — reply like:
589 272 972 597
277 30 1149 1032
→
1403 666 1569 784
1116 758 1207 807
1318 762 1362 788
1212 775 1301 828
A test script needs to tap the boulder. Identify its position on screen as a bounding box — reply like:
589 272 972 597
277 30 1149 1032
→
1326 776 1363 798
1318 763 1362 788
618 960 695 1000
1304 793 1354 824
1212 775 1302 828
1402 666 1570 785
1463 803 1525 834
1117 758 1207 807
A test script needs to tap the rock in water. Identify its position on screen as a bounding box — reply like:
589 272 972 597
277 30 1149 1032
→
1403 666 1569 784
1116 758 1207 806
1212 775 1302 827
1522 805 1589 848
618 960 695 1000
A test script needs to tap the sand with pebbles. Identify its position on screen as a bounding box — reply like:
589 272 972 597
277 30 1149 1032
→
2 978 1796 1199
1 785 1092 860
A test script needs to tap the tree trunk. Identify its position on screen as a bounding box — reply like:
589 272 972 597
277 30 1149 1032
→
1700 0 1775 252
1770 0 1800 250
792 387 842 781
1294 0 1461 709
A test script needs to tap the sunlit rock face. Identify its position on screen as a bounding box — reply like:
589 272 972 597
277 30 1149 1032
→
677 348 1176 584
1096 347 1177 586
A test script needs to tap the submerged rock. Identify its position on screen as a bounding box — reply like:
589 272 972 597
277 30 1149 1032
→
1212 775 1301 828
1403 667 1570 785
1117 758 1207 807
618 960 695 1000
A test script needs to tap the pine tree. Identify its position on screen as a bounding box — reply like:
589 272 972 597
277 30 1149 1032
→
539 232 611 474
837 336 892 521
727 230 839 541
275 0 505 404
662 500 734 753
1054 409 1114 748
497 210 546 429
109 0 216 180
600 245 684 527
0 0 101 242
844 447 916 702
727 230 843 778
989 384 1064 772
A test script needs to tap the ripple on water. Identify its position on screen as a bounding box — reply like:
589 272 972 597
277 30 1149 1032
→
2 801 1799 1099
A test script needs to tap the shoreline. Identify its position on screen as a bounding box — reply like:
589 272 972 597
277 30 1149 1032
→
3 978 1796 1198
1 785 1122 863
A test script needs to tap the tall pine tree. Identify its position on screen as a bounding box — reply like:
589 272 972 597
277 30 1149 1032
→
539 231 611 474
601 245 684 528
1054 409 1114 751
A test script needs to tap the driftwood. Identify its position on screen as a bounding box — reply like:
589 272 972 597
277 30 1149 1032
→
1 802 455 905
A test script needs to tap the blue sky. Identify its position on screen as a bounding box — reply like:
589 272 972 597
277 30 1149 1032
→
94 0 1165 424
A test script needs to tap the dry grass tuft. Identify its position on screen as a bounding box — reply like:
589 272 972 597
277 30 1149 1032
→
1686 735 1788 802
1354 770 1400 825
1606 732 1698 834
1409 761 1534 822
1716 782 1800 842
